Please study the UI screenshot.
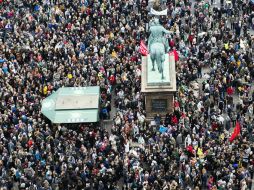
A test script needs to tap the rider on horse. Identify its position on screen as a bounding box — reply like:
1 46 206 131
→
148 18 171 54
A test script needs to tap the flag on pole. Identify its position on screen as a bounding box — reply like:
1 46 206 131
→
169 49 179 61
139 40 148 56
229 121 241 142
173 49 179 61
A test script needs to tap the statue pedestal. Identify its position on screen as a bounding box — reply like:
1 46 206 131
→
141 54 176 119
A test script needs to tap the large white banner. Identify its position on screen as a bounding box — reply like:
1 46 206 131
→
150 8 168 16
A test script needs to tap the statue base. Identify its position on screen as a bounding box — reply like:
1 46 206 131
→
141 54 176 119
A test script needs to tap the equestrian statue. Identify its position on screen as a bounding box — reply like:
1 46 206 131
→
148 18 171 80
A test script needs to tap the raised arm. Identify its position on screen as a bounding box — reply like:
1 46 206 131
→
162 27 173 34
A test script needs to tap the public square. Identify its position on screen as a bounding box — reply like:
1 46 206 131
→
0 0 254 189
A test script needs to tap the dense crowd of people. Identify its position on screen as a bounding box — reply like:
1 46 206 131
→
0 0 254 189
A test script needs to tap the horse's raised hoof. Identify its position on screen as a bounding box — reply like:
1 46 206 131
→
161 76 165 80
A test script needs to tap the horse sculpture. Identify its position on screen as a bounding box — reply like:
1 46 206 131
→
148 18 171 80
150 42 165 79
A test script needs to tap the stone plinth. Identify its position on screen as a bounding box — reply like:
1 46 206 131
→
141 54 176 119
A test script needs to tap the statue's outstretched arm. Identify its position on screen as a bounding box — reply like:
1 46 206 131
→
163 28 173 34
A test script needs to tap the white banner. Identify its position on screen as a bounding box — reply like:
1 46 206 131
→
150 8 168 16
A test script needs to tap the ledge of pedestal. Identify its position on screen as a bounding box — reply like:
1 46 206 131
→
141 54 176 93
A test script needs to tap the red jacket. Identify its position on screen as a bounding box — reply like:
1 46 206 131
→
171 115 178 125
174 100 179 108
109 75 115 85
28 140 33 148
187 145 194 154
169 39 175 47
188 35 194 42
227 87 234 95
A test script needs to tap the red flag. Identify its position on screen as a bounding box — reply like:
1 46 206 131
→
139 40 148 56
173 49 179 61
229 121 241 142
169 49 179 61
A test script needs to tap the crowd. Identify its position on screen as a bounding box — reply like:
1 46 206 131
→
0 0 254 189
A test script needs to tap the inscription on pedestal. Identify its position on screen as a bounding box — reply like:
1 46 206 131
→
145 93 174 118
151 99 167 112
